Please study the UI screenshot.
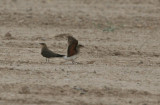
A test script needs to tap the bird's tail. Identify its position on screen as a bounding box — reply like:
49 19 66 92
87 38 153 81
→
55 54 65 57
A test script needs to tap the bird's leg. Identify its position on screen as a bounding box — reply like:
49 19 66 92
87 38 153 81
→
46 58 48 62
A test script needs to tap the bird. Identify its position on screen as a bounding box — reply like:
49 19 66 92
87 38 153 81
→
64 36 84 64
39 43 65 62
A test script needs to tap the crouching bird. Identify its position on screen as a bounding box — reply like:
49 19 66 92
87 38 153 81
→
64 36 84 64
40 43 65 62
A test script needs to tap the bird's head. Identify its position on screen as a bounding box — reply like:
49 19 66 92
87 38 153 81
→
76 44 84 53
39 43 47 48
77 44 84 49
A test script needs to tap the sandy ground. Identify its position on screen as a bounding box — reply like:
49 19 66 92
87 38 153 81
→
0 0 160 105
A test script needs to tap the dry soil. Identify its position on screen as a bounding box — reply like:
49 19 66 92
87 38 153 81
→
0 0 160 105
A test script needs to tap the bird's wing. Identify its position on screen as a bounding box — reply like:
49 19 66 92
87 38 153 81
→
47 49 64 57
48 49 56 56
42 48 56 57
68 36 77 45
67 39 78 57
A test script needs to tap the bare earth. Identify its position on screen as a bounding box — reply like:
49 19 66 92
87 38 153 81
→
0 0 160 105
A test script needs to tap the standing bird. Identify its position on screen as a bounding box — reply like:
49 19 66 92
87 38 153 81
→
40 43 65 62
64 36 84 64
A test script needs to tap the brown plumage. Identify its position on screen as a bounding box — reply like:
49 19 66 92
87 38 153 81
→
67 36 78 57
64 36 84 63
40 43 65 62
